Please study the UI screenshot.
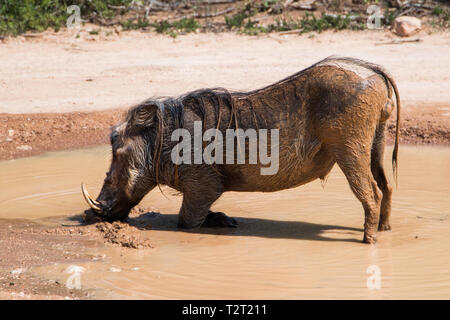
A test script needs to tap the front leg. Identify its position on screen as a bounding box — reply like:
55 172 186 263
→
203 211 238 228
178 195 216 228
177 167 225 229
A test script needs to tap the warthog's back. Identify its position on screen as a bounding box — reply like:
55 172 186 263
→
220 57 394 192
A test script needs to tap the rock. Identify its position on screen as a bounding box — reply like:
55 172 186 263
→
16 145 32 151
287 0 317 11
11 268 26 275
7 129 14 137
392 16 421 37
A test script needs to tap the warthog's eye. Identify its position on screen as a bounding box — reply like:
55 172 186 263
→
110 132 119 146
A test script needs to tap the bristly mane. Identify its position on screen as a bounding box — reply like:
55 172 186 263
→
123 88 240 190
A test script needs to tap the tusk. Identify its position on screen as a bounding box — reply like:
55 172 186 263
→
81 183 103 213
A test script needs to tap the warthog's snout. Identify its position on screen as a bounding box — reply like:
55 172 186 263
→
81 183 134 221
81 183 102 213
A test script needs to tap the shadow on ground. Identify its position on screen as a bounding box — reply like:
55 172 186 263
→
117 211 364 243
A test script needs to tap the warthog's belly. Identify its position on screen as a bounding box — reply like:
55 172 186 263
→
222 144 335 192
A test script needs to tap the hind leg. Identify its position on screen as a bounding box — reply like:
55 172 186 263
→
371 123 393 231
332 143 382 244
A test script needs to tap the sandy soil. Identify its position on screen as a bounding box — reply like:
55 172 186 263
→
0 28 449 159
0 206 154 299
0 27 449 299
2 27 450 114
0 220 93 299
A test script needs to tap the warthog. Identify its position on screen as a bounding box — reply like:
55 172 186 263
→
82 56 400 244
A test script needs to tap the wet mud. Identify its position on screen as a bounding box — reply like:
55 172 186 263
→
0 145 449 299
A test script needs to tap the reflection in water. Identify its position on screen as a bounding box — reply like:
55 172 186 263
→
0 145 449 299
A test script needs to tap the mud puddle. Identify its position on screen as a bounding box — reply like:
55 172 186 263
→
0 145 449 299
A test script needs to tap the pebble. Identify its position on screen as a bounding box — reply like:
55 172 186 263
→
16 145 32 151
11 268 26 275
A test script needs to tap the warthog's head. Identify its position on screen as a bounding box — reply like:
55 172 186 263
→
82 101 165 221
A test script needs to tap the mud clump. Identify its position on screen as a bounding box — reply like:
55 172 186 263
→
81 209 103 224
95 222 153 249
80 206 156 249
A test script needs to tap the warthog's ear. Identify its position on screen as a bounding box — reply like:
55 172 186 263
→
129 101 162 127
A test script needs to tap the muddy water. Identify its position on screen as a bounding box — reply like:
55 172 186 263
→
0 146 449 299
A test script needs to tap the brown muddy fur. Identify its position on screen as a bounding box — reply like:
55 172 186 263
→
90 56 400 244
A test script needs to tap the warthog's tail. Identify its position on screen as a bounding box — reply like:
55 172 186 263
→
384 72 400 187
323 56 401 186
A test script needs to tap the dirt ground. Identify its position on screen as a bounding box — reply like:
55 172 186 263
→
0 27 449 160
0 27 449 299
0 220 91 299
0 206 155 299
1 103 449 160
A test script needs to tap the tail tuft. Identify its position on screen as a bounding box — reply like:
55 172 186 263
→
392 143 399 188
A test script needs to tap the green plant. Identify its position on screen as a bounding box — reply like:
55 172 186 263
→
266 18 299 32
121 17 150 30
0 0 133 36
298 13 357 33
241 19 266 35
0 0 67 35
225 9 366 36
432 6 443 16
151 18 200 37
171 17 200 33
151 20 171 33
383 8 398 26
224 1 259 29
225 11 248 29
430 5 449 29
261 0 279 11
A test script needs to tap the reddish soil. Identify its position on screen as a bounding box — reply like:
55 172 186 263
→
0 110 124 160
1 103 448 161
0 220 93 299
0 206 155 299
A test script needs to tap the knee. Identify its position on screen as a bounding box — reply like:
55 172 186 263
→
385 181 393 196
178 213 203 229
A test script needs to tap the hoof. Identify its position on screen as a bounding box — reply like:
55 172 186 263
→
203 211 238 228
378 223 391 231
363 233 377 244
